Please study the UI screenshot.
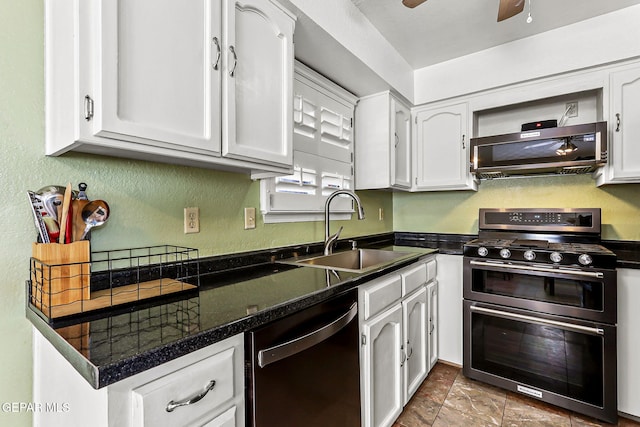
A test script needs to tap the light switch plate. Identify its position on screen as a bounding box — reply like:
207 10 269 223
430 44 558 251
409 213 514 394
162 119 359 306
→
184 207 200 233
244 207 256 230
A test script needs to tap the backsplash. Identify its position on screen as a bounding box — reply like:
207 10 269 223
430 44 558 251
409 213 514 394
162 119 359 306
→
393 174 640 241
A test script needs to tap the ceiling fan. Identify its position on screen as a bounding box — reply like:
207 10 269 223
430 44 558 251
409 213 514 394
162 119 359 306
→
402 0 526 22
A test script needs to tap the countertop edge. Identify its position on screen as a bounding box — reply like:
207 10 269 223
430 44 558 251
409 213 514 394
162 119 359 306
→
29 246 437 389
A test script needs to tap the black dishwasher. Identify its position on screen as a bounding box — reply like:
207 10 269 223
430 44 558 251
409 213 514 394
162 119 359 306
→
245 289 361 426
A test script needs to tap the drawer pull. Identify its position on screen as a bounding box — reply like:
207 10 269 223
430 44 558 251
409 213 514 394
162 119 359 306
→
166 380 216 412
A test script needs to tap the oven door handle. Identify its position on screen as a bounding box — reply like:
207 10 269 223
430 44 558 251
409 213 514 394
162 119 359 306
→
469 260 604 279
257 302 357 368
469 305 605 336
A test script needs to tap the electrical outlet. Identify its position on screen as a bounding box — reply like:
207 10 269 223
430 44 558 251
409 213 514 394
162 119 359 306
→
566 102 578 118
184 207 200 233
244 207 256 230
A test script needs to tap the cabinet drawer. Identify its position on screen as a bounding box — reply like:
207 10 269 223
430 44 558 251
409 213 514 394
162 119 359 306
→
401 263 427 296
360 274 402 321
426 259 436 283
131 346 236 427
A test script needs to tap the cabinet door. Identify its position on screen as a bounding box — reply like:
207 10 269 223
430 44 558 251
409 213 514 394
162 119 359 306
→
402 287 428 405
391 97 412 189
617 268 640 418
427 280 439 370
609 67 640 181
201 406 237 427
361 304 403 427
222 0 294 166
436 254 463 365
414 103 473 190
96 0 221 153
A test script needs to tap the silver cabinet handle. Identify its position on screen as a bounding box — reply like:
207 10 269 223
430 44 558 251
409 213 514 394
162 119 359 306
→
616 113 621 132
166 380 216 412
257 302 357 368
212 37 221 70
406 340 413 360
462 134 466 149
229 45 237 77
84 95 94 121
400 344 406 367
394 132 399 148
469 260 604 279
469 305 604 336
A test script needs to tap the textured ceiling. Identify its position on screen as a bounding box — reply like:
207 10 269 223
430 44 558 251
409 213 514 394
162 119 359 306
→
350 0 640 69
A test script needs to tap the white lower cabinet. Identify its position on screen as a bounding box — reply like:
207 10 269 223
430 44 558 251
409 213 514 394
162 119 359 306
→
402 287 428 403
359 256 437 427
426 280 439 370
33 331 244 427
435 254 463 365
617 268 640 418
361 303 404 427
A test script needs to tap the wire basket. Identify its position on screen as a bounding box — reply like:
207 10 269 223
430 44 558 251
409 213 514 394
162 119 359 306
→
30 244 199 322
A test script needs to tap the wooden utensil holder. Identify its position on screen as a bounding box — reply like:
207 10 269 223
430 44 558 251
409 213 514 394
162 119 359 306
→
30 241 91 317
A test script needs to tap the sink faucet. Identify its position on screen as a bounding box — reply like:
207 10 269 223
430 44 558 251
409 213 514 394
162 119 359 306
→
324 190 365 255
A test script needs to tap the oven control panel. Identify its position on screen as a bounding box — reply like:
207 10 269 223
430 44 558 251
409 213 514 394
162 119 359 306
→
479 208 600 233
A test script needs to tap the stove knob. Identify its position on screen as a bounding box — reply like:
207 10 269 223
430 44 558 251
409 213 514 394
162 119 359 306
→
578 254 593 266
550 252 563 263
500 248 511 259
523 250 536 261
477 247 489 257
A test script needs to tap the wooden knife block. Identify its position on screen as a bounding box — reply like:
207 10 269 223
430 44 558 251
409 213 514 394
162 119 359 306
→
31 241 91 316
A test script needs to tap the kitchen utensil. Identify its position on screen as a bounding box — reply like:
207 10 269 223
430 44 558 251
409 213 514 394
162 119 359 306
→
80 200 110 240
58 183 73 244
72 199 90 242
27 191 51 243
35 185 71 221
77 182 88 200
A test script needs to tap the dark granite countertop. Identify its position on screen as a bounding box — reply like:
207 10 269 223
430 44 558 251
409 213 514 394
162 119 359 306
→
25 231 640 389
27 234 436 389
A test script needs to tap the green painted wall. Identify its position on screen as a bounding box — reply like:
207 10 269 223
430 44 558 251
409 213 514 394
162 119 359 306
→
394 174 640 241
0 1 392 425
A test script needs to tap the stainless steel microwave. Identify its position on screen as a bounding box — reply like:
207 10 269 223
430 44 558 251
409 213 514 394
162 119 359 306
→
470 122 607 179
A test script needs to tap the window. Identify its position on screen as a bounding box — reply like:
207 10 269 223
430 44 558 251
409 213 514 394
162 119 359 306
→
261 62 357 223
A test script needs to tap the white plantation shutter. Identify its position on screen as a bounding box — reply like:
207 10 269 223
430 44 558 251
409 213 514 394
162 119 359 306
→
261 62 357 222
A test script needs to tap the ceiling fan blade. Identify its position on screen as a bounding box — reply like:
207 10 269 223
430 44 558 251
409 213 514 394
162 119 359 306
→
402 0 428 9
497 0 525 21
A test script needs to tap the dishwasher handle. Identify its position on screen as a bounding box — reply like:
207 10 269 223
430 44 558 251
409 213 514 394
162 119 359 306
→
257 302 357 368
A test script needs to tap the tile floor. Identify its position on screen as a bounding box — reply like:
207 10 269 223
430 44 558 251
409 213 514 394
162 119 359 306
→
395 363 640 427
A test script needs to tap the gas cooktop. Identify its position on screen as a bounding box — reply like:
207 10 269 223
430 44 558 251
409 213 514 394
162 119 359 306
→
464 208 617 269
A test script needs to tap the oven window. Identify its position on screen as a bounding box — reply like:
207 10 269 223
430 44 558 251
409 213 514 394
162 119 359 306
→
472 270 604 311
471 313 603 407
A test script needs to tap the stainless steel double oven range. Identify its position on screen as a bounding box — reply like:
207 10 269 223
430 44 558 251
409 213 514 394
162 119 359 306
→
463 208 617 423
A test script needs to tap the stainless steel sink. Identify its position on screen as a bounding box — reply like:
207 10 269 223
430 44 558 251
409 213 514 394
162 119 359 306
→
280 249 416 273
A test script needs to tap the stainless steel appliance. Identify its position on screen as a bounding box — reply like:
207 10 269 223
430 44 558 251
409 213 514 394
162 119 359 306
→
470 122 607 179
463 208 618 423
245 289 361 426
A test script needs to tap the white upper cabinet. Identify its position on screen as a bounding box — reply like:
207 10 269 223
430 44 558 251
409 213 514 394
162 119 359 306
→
222 0 294 166
355 92 412 190
413 102 477 191
96 0 220 153
45 0 294 176
597 65 640 184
